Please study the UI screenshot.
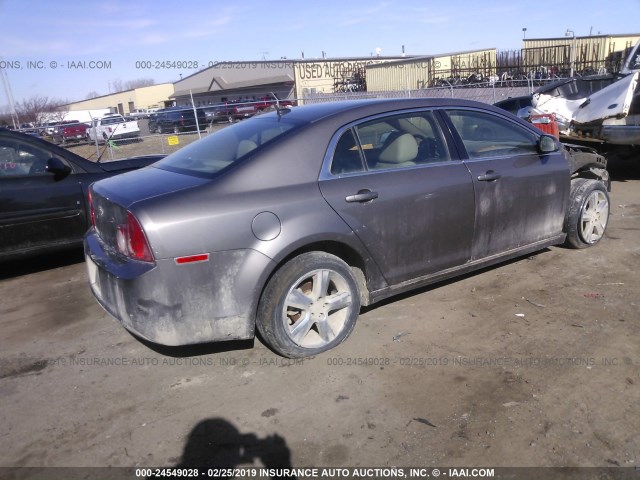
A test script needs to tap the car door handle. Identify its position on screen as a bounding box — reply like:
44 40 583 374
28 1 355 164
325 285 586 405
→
477 170 501 182
345 189 379 203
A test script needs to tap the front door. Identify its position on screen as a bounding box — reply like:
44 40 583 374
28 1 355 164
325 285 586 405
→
442 108 570 260
0 137 84 256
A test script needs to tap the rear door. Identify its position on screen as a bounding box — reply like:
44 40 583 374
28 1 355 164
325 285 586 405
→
442 108 570 260
0 137 85 256
319 110 475 286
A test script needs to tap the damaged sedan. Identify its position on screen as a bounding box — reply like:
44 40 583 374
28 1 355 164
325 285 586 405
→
84 98 610 358
532 40 640 145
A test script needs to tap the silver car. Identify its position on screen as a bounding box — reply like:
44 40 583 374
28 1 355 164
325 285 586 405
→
84 98 610 358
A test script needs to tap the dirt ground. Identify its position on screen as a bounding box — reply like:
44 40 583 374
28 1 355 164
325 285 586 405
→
0 162 638 477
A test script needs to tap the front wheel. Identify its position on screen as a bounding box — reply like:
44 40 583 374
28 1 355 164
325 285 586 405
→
257 252 361 358
564 178 610 248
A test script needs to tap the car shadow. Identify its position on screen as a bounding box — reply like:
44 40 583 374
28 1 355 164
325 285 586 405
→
362 248 551 312
0 248 85 281
608 153 640 182
133 334 256 359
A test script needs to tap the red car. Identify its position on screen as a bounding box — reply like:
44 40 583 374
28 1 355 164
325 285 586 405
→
51 122 88 146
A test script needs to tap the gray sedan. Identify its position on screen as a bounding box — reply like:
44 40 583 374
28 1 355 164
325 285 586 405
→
84 98 610 358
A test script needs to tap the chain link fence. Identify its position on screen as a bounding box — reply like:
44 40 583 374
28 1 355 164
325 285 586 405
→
302 81 537 106
71 82 547 161
71 128 218 162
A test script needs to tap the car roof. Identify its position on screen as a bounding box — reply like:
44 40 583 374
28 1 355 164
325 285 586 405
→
258 97 500 125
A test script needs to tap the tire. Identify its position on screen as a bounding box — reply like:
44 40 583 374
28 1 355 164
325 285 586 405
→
256 252 361 358
564 178 610 248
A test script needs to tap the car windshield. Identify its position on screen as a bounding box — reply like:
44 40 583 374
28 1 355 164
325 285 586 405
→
154 116 302 178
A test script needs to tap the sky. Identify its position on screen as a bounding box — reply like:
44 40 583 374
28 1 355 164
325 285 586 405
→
1 0 639 107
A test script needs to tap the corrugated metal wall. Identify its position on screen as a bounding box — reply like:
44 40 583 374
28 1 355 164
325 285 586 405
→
366 49 497 91
366 59 433 91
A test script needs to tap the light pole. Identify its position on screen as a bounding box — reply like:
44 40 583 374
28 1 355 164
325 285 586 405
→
566 29 576 77
522 27 527 40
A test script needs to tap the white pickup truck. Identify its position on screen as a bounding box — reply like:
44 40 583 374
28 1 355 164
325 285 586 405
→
87 114 140 143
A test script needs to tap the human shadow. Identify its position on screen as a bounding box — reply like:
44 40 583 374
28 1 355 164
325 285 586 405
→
173 418 297 479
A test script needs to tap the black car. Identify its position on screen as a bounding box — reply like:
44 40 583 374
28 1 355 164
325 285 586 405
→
147 110 164 133
493 95 533 115
0 128 164 260
153 107 209 134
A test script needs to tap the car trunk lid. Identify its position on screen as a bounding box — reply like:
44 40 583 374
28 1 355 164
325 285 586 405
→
92 165 210 209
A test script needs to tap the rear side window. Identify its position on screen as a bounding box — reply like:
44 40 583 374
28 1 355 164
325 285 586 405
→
445 109 538 159
330 129 365 175
330 110 450 174
155 117 302 178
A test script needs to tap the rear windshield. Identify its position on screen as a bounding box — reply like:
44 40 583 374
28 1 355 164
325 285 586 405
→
154 116 302 177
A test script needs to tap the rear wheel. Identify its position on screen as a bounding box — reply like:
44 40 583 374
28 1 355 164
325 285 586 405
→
564 178 610 248
257 252 361 358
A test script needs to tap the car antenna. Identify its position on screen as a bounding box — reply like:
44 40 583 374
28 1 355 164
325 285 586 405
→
276 104 291 117
270 91 290 118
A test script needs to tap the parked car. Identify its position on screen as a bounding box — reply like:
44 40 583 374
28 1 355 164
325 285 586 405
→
43 121 61 136
153 107 208 134
87 114 140 144
252 94 295 111
532 72 640 145
209 101 258 123
0 128 164 261
147 110 164 133
493 95 532 115
85 98 610 358
130 108 156 119
204 105 231 124
51 122 88 146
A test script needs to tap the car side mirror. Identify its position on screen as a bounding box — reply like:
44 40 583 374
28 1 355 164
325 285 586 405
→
46 157 71 177
538 135 559 154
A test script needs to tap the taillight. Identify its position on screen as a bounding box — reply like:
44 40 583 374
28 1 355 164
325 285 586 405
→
88 189 96 227
115 211 154 262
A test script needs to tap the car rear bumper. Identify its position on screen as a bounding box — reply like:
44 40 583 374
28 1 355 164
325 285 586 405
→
84 230 274 346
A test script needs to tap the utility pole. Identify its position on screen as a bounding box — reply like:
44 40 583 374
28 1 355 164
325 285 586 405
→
0 66 20 128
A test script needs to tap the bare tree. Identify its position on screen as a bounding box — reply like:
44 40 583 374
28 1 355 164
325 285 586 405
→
0 104 13 126
15 96 68 125
0 112 13 127
124 78 155 90
110 78 155 93
85 91 100 99
110 79 124 93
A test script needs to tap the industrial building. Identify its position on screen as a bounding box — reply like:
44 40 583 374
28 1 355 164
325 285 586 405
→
59 32 640 112
61 83 175 115
520 33 640 76
170 57 408 106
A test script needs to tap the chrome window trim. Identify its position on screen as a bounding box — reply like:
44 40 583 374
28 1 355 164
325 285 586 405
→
440 106 542 162
319 107 455 181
